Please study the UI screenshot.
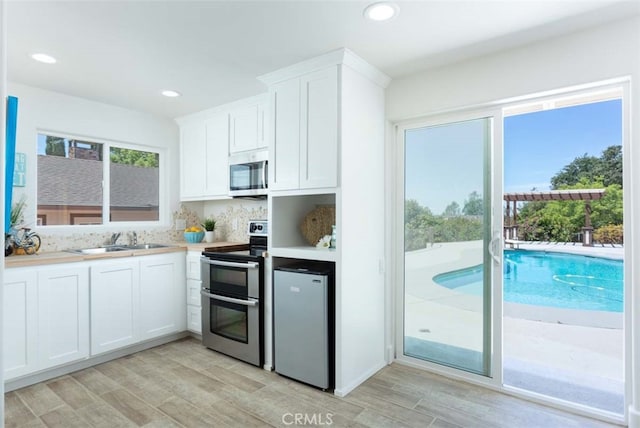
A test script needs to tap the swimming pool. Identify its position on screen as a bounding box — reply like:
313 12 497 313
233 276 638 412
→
433 250 623 312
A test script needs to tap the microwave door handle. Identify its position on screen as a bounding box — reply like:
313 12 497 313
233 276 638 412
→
201 290 258 307
261 160 267 189
200 257 259 269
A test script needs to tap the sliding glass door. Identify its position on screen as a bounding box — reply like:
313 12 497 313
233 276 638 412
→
400 116 495 376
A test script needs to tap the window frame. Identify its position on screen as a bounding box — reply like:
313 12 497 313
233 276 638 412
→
36 130 167 229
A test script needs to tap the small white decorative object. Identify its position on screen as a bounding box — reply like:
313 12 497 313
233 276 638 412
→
204 231 215 243
316 235 332 249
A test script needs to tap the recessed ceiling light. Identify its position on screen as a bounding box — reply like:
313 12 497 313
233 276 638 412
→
364 2 399 22
31 53 57 64
161 90 181 98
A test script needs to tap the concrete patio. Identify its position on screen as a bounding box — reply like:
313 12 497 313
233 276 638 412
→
403 240 624 413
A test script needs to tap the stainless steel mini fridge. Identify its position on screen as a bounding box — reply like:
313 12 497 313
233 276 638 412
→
273 263 334 390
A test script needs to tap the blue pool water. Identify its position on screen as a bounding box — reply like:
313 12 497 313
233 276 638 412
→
433 251 623 312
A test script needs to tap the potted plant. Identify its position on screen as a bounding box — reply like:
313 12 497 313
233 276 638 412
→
202 217 216 243
5 195 27 256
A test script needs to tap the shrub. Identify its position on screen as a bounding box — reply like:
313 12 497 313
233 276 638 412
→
594 224 623 245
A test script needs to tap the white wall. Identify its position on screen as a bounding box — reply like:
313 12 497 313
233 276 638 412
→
1 0 7 420
386 15 640 426
336 65 387 395
6 83 180 233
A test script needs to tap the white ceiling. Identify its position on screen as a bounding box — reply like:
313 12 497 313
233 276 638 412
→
7 0 639 119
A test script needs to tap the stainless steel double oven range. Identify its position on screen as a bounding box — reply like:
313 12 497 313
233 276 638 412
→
200 220 267 367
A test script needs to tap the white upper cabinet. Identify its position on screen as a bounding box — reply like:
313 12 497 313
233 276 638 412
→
264 65 339 191
229 95 267 154
179 113 229 201
177 94 267 201
270 78 302 190
204 112 230 197
300 68 338 189
179 120 208 200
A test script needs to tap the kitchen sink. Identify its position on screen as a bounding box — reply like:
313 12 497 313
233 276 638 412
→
67 243 172 254
119 243 171 250
67 246 129 255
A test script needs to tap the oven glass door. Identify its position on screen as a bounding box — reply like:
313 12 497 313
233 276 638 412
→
209 297 249 343
230 161 267 191
202 257 260 298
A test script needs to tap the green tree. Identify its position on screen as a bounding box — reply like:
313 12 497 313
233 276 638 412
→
516 178 622 242
550 145 622 189
598 145 622 187
462 191 483 216
110 148 159 168
45 136 65 156
443 201 461 217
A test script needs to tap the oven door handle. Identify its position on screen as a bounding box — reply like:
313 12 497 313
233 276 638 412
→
201 290 258 307
200 257 259 269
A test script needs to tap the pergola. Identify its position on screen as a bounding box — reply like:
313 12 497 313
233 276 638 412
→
503 189 606 246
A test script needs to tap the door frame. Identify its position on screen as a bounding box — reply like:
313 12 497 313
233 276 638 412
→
391 79 630 425
393 106 504 386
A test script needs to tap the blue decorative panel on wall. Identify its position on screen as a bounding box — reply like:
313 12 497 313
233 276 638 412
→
5 96 19 233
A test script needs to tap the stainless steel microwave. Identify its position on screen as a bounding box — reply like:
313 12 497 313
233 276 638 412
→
229 150 268 198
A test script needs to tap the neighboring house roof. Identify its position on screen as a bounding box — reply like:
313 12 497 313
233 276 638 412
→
37 155 159 207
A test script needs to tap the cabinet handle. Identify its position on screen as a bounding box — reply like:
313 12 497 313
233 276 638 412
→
200 257 258 269
200 290 258 307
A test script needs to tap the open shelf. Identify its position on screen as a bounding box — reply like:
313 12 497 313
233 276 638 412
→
270 246 337 262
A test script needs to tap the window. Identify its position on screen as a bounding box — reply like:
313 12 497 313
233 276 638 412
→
37 134 161 226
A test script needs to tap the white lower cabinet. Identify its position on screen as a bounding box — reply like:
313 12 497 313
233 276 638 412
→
37 266 90 369
185 251 202 334
3 252 186 381
90 259 140 355
3 268 38 380
187 305 202 334
90 253 185 355
3 265 90 380
140 253 184 340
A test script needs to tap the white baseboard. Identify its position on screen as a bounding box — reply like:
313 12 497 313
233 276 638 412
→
333 360 387 397
629 405 640 428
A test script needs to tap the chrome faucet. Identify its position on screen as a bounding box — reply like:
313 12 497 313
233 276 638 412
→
110 232 121 245
130 231 138 245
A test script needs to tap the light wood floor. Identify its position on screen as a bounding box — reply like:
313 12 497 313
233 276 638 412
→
4 337 619 428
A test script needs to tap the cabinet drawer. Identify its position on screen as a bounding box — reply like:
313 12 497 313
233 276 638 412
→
187 279 202 307
186 255 201 280
187 305 202 334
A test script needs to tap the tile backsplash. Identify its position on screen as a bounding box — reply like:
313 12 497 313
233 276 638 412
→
30 201 267 253
203 199 268 243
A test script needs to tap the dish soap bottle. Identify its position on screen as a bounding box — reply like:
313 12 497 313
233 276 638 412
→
330 225 336 249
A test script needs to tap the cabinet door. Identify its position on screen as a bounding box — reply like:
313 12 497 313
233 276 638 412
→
90 260 140 355
186 252 201 280
3 269 38 380
139 254 181 341
187 305 202 334
186 279 201 307
180 120 207 200
37 266 90 369
229 104 259 153
300 67 338 189
205 112 230 197
269 78 301 190
257 101 267 150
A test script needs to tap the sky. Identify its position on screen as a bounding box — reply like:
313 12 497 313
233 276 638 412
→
405 99 622 214
405 119 486 214
504 99 622 193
